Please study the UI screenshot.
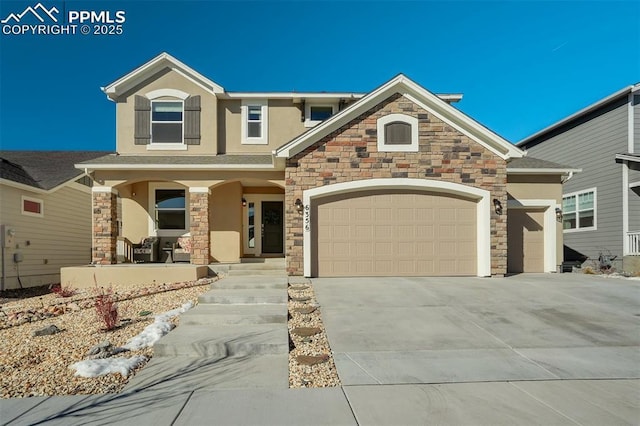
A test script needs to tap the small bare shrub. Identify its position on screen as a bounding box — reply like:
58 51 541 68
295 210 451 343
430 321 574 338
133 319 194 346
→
93 275 118 331
583 266 596 275
50 284 77 298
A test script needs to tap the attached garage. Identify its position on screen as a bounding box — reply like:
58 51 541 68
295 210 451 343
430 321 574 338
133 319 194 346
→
507 209 545 273
313 190 477 276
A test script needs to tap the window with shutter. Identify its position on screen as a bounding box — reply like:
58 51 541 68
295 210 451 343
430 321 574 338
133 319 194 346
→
184 95 201 145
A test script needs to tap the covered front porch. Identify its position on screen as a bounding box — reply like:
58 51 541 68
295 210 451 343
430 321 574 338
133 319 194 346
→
87 165 286 268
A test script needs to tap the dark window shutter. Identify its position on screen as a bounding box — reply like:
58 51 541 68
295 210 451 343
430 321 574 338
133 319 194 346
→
134 95 151 145
184 95 201 145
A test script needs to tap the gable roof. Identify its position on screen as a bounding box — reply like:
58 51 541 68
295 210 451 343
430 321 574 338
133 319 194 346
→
1 151 108 191
518 83 640 149
275 74 524 160
102 52 225 100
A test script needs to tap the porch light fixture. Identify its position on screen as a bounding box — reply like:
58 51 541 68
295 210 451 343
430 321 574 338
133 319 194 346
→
242 198 247 207
555 207 563 221
294 198 303 213
493 198 503 215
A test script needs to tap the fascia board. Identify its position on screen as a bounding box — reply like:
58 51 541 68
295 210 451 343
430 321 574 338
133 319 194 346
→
103 53 224 99
506 167 582 174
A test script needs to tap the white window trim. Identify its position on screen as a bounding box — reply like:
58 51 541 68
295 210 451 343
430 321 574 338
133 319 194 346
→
148 183 189 237
377 113 419 152
562 187 597 233
21 195 44 217
241 99 268 145
304 103 338 128
150 99 185 146
146 88 190 100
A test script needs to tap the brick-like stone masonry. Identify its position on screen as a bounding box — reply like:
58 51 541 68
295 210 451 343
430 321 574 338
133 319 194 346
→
189 191 211 265
285 93 507 276
92 191 118 265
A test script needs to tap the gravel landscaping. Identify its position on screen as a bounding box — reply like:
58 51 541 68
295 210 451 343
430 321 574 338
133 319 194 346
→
0 278 214 398
1 274 340 398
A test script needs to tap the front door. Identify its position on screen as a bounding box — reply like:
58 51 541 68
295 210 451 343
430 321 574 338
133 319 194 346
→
262 201 283 253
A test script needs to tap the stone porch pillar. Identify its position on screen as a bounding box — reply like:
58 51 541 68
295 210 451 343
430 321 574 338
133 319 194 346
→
189 187 211 265
92 186 118 265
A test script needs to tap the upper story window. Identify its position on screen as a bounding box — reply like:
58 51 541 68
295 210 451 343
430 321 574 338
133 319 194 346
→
562 188 596 232
134 90 200 150
376 113 419 152
304 103 337 127
151 101 183 143
22 196 43 217
242 100 268 144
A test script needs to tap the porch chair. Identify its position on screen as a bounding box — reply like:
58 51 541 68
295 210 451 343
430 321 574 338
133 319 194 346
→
172 237 192 263
132 237 159 263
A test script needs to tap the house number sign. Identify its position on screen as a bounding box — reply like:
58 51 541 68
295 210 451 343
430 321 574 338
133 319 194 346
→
304 204 311 232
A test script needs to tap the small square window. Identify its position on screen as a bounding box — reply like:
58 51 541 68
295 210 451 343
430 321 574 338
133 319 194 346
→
22 197 43 217
384 122 412 145
310 106 333 121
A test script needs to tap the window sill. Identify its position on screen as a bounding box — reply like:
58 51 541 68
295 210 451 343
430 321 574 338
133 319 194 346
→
147 144 188 151
378 144 419 153
563 227 597 233
241 139 268 145
304 120 322 128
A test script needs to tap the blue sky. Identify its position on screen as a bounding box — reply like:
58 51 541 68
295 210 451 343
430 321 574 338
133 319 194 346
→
1 1 638 151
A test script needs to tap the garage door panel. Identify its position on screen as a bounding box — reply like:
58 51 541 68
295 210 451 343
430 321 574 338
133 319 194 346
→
315 190 477 277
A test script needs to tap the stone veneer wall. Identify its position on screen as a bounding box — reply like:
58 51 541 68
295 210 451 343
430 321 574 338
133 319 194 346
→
189 191 211 265
285 93 508 276
92 191 118 265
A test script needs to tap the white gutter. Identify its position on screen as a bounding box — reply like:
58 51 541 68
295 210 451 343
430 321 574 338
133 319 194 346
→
506 168 582 175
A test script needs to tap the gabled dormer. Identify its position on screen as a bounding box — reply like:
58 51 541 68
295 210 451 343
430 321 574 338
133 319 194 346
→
102 52 224 155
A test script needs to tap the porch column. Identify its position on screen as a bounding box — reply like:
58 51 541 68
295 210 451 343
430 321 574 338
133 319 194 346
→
92 186 118 265
189 187 211 265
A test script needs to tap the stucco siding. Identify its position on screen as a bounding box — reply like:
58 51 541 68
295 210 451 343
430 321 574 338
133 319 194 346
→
218 99 306 154
0 185 92 289
524 103 628 262
116 69 218 155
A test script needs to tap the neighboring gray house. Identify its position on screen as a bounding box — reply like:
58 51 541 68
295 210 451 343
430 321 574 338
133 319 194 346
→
0 151 108 290
518 84 640 273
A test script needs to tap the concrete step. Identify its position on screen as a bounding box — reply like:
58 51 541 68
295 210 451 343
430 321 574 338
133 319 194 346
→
239 258 286 264
199 289 287 304
123 354 289 392
229 262 285 271
180 304 287 326
227 269 286 277
212 276 288 290
154 324 288 357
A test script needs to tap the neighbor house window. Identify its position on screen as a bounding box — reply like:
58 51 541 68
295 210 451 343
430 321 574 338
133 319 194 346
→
562 188 596 231
155 189 186 230
377 113 419 152
21 196 43 217
304 104 337 127
241 100 268 144
151 101 183 144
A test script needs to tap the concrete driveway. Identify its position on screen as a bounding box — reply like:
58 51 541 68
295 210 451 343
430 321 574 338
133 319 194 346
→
313 274 640 424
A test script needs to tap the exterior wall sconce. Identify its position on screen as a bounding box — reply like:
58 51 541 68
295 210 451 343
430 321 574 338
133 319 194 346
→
242 198 247 207
295 198 303 214
555 207 563 221
493 198 503 215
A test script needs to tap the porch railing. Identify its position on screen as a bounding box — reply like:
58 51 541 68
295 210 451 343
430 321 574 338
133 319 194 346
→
627 231 640 255
117 237 134 263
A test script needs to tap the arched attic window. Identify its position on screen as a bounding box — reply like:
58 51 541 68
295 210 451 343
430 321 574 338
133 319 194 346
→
376 113 419 152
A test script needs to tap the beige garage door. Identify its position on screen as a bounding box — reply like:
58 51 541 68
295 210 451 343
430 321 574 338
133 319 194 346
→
507 209 545 273
313 190 477 277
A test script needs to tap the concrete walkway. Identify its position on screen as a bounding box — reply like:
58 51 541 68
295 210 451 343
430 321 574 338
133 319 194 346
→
1 273 639 425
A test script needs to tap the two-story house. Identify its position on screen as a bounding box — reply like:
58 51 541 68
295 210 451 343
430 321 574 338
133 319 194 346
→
518 85 640 274
78 52 577 278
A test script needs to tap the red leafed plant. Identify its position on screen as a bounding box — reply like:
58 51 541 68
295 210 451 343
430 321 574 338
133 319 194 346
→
50 284 77 298
93 275 119 331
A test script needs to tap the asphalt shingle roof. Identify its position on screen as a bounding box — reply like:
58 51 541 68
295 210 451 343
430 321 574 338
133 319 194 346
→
506 157 577 170
78 154 273 166
0 151 109 190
